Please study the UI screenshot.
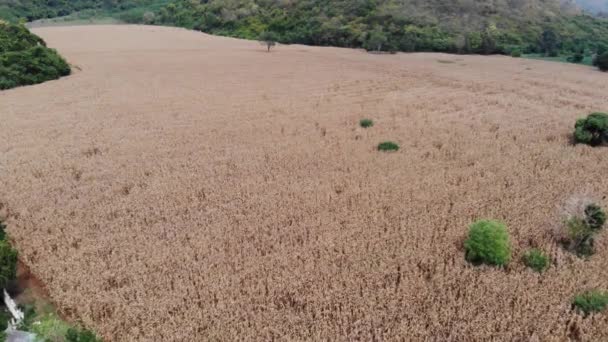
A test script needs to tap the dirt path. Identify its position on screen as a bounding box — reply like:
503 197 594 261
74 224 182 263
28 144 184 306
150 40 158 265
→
1 25 608 340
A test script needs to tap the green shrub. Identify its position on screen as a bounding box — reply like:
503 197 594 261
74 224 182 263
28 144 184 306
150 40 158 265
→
596 52 608 71
360 119 374 128
31 314 71 341
511 50 522 57
522 248 549 272
566 52 584 63
565 216 595 256
464 220 511 266
585 204 606 230
66 327 102 342
574 113 608 146
377 141 399 152
0 240 17 289
573 290 608 315
561 203 605 256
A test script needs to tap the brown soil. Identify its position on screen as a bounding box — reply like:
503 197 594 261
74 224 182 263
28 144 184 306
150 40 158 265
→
1 25 608 341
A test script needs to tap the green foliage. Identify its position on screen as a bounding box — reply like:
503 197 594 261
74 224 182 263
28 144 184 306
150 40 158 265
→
567 52 584 63
464 220 511 266
565 216 595 256
522 248 549 272
596 52 608 71
108 0 608 58
511 50 522 58
574 112 608 146
0 22 70 90
573 290 608 315
562 203 606 257
258 31 278 51
364 26 387 52
0 240 17 289
0 219 6 242
377 141 399 152
585 204 606 230
65 327 103 342
359 118 374 128
0 309 10 331
17 304 37 331
0 0 164 22
30 314 72 341
4 0 608 60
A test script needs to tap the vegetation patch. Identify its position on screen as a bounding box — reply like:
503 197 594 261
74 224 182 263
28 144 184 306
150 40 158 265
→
0 21 71 90
595 52 608 71
558 201 606 257
359 119 374 128
377 141 399 152
573 290 608 315
464 220 511 266
574 113 608 146
522 248 549 272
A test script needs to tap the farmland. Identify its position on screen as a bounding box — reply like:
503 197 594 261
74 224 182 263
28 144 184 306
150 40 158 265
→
1 25 608 340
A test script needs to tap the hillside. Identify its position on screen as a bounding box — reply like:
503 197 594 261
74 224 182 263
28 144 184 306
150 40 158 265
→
1 0 608 57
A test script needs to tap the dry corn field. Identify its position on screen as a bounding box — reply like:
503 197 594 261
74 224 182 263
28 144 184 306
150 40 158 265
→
2 25 608 341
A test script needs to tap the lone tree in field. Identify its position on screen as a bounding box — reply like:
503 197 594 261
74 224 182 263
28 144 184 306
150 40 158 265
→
259 31 279 52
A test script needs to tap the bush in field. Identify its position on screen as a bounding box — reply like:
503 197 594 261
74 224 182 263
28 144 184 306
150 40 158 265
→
574 113 608 146
464 220 511 266
259 31 278 52
596 52 608 71
0 240 17 289
522 248 549 272
377 141 399 152
585 203 606 230
360 119 374 128
511 50 521 57
573 290 608 315
558 201 606 257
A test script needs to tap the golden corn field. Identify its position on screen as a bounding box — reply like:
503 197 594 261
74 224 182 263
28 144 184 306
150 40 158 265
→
1 25 608 341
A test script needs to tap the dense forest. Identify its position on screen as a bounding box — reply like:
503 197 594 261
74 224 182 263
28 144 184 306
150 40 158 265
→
1 0 608 59
0 21 70 89
142 0 608 57
0 0 156 21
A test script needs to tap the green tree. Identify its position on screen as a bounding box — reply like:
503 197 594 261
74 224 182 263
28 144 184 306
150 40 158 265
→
464 220 511 266
258 31 279 52
540 29 559 56
365 26 388 52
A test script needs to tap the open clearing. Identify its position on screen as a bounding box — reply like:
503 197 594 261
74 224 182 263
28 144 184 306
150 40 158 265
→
2 25 608 340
